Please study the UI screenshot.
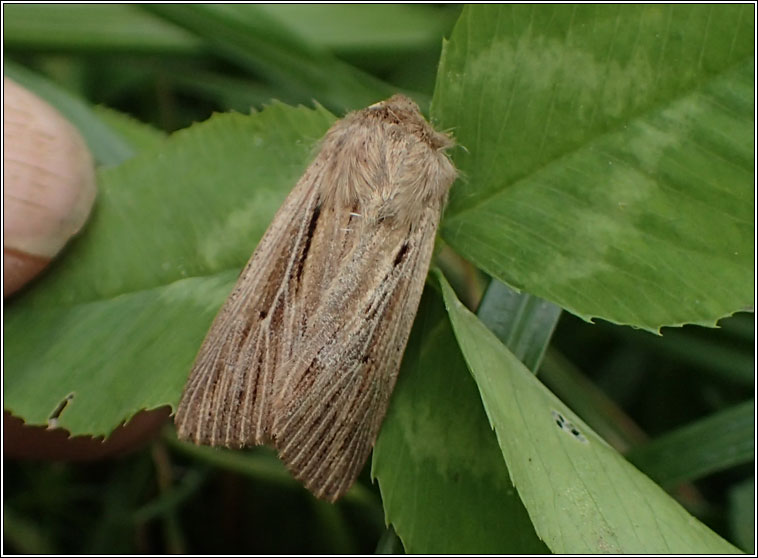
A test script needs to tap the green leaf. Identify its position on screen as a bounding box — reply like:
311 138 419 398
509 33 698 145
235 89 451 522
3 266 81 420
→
256 5 458 55
728 478 755 554
3 103 335 436
166 433 378 509
628 320 755 385
2 4 201 53
372 291 547 553
476 279 562 372
437 270 741 553
375 526 404 555
2 507 55 554
433 4 754 331
627 400 755 487
92 105 167 152
145 4 399 113
150 68 286 115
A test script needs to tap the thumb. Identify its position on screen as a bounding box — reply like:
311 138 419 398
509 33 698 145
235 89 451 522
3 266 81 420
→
3 76 97 297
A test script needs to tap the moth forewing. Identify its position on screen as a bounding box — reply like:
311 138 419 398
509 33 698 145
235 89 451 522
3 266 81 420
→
174 166 324 446
175 94 457 501
272 210 443 501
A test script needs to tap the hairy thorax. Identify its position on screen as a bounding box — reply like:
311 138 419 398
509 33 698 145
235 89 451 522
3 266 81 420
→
317 95 458 229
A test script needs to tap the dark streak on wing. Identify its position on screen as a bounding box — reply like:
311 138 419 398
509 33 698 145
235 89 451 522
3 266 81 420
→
272 211 440 501
294 205 321 283
392 242 409 267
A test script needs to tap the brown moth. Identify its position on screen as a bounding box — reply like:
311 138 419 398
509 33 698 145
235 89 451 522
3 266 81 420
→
175 95 457 501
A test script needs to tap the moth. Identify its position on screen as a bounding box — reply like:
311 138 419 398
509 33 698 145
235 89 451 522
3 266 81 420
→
175 95 457 501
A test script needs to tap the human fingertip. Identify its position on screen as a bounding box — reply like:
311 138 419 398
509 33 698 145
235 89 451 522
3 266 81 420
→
3 76 97 297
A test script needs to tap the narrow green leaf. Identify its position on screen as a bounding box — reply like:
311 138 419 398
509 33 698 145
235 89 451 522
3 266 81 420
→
375 525 404 555
165 433 377 509
590 313 755 386
728 478 755 554
718 311 756 343
627 400 755 487
165 437 294 490
152 67 284 114
373 291 547 553
2 507 55 554
132 467 206 522
2 4 201 53
632 324 755 385
476 279 562 372
3 103 335 436
145 4 399 113
433 5 754 331
256 4 458 55
437 270 741 553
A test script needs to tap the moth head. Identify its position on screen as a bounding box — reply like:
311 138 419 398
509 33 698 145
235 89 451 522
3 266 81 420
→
319 95 458 228
364 94 455 152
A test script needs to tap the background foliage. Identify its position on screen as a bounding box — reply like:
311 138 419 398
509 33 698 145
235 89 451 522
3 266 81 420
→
3 4 754 554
